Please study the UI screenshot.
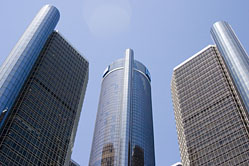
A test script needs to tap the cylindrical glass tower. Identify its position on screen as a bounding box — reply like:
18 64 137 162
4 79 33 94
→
211 21 249 112
0 5 60 127
89 49 155 166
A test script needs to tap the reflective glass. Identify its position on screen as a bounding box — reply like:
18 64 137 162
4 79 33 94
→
211 21 249 112
0 5 60 128
89 54 155 166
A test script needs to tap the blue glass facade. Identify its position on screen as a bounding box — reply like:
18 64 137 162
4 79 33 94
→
0 5 89 166
0 31 89 166
211 21 249 112
0 5 59 127
89 49 155 166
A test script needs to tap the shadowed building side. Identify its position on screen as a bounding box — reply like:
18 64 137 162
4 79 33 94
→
131 145 144 166
0 5 88 166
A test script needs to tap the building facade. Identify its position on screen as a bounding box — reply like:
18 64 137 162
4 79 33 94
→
171 45 249 165
89 49 155 166
211 21 249 113
0 5 89 166
0 4 60 128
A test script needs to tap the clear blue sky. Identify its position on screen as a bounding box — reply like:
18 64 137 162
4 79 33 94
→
1 0 249 165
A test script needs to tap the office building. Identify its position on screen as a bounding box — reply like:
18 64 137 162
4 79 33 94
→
0 5 89 166
89 49 155 166
171 44 249 165
0 4 60 126
211 21 249 112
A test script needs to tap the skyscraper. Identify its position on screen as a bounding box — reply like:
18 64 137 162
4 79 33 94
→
0 4 60 127
211 21 249 112
171 22 249 165
0 5 89 166
89 49 155 166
